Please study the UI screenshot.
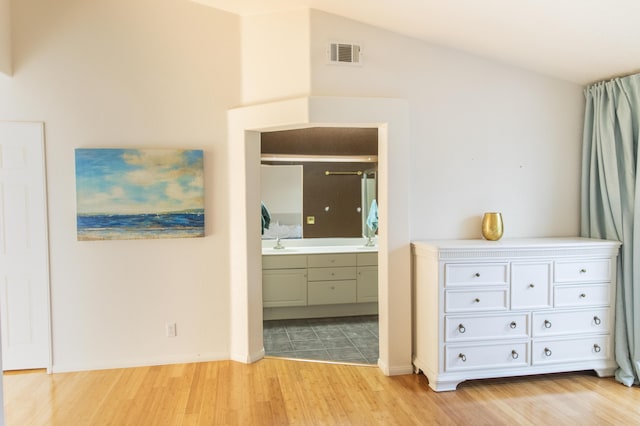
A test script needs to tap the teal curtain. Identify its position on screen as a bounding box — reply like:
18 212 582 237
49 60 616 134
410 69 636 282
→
581 73 640 386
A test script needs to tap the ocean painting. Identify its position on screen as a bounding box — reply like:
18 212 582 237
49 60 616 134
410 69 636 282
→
75 148 204 240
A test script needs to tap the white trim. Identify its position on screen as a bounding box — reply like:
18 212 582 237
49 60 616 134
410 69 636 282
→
51 352 230 374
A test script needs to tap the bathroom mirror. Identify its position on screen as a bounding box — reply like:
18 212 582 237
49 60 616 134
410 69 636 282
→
260 127 378 239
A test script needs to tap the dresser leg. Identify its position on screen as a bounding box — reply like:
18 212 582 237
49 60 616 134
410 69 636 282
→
594 367 616 377
427 377 462 392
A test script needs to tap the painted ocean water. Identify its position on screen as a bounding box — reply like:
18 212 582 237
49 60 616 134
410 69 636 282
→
77 210 204 241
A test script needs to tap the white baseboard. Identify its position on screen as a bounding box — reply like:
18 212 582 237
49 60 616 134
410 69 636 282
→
230 348 265 364
51 352 229 374
264 303 378 321
377 358 415 376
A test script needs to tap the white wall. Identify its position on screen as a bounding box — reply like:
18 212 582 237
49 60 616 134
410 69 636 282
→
0 1 586 376
241 9 311 104
0 0 240 371
309 10 585 240
0 0 11 76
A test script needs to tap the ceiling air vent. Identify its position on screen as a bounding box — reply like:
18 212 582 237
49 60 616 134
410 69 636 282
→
328 42 361 65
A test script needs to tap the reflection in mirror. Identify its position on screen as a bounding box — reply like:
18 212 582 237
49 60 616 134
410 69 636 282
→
362 170 378 246
260 127 378 239
260 164 303 239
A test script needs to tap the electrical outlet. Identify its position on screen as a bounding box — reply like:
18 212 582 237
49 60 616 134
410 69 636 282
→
166 322 177 337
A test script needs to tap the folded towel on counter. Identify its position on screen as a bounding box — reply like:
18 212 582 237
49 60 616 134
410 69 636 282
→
261 202 271 235
366 199 378 231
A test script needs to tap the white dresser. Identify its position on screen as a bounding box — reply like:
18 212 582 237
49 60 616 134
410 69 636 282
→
411 238 620 392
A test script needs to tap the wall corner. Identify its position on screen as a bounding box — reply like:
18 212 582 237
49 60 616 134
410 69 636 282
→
0 0 12 77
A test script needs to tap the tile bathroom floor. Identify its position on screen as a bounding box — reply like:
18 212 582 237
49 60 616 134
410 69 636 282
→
263 315 379 364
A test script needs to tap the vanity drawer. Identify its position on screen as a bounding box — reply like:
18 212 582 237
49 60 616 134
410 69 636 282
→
357 252 378 266
445 341 529 372
262 255 307 270
554 259 611 283
444 263 508 287
554 284 610 308
445 289 508 313
308 253 357 268
445 313 529 342
532 336 610 365
308 266 356 282
532 308 609 336
308 280 356 305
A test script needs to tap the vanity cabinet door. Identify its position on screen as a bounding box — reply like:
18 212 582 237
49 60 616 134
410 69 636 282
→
357 266 378 303
262 269 307 307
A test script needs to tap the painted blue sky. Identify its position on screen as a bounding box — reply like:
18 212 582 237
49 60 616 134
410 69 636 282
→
75 148 204 215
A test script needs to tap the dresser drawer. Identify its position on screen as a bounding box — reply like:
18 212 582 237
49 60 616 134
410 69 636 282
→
554 259 611 283
554 284 610 308
532 336 610 365
307 266 356 281
532 308 609 336
445 313 529 342
511 262 552 309
308 253 357 268
445 341 529 372
262 254 307 270
445 289 508 312
444 263 508 287
308 280 356 305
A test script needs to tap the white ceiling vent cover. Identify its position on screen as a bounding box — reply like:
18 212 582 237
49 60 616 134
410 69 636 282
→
329 42 361 65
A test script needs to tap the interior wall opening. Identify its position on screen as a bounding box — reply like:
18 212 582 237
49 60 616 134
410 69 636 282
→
259 126 380 365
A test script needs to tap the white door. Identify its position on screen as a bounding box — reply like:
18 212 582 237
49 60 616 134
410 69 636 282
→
0 122 50 370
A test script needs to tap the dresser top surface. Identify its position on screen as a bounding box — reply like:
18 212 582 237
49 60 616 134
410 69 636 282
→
412 237 621 252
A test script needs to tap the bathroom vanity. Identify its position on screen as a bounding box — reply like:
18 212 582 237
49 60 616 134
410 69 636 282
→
262 242 378 320
412 237 620 391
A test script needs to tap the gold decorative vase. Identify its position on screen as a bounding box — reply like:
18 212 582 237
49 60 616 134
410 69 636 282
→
481 212 503 241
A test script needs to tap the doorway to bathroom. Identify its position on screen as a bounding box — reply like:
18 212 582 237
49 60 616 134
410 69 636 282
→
259 126 379 365
228 96 413 376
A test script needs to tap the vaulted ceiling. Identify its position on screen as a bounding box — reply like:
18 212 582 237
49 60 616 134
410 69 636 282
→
195 0 640 85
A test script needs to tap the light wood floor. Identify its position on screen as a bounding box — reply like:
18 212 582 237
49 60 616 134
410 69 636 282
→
4 358 640 425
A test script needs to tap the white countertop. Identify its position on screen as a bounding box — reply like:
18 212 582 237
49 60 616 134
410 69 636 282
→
262 245 378 255
261 238 378 255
